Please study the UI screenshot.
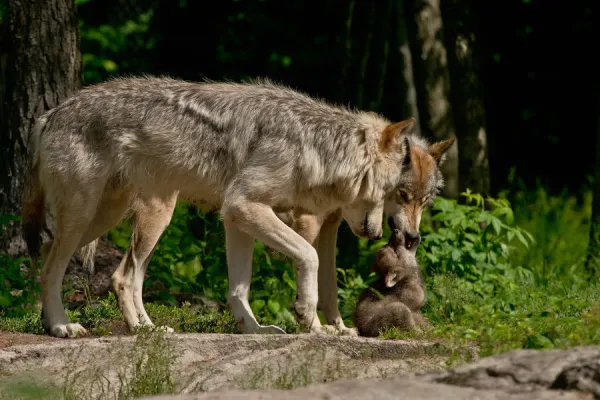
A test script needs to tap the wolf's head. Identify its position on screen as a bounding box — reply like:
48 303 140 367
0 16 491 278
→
340 116 453 241
383 132 455 250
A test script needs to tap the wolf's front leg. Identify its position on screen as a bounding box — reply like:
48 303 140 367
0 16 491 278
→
222 200 320 333
223 218 285 334
317 210 357 336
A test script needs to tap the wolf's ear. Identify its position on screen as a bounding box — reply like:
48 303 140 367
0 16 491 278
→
401 137 412 168
428 137 456 165
380 117 417 152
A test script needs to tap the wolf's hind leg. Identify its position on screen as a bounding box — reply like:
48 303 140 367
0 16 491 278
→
316 210 358 336
41 194 101 338
112 193 177 333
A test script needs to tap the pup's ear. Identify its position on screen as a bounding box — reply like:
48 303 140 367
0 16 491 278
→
380 117 417 152
428 137 456 166
384 272 398 288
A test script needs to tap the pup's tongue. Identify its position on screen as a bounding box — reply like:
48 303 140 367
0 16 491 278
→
406 240 416 249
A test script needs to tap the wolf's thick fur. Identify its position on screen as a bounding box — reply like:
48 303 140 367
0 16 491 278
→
354 230 428 337
22 75 422 338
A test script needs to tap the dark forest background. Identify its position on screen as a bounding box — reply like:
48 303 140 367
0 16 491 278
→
2 0 600 358
74 0 600 196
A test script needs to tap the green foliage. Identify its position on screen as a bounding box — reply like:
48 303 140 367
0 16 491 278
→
77 0 157 84
63 329 177 400
109 203 303 327
419 190 534 284
2 184 599 360
0 215 39 317
507 185 591 285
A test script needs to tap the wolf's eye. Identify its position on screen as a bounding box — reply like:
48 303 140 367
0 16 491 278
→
398 190 409 202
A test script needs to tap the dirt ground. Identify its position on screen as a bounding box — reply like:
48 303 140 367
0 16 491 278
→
0 331 65 349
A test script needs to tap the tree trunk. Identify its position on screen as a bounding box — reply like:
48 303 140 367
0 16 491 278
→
394 0 421 136
441 0 490 197
586 94 600 277
0 0 81 252
405 0 459 199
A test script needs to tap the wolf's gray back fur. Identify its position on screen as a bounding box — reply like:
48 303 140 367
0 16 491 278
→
37 76 393 211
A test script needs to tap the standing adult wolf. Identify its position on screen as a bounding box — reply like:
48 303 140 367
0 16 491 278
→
21 76 417 338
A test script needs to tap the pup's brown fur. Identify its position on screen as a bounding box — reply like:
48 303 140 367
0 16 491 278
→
354 230 428 337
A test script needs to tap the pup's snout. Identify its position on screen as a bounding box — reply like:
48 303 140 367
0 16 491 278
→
404 231 421 250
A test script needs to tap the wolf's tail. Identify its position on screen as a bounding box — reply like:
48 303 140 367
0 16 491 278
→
21 114 99 276
80 239 99 278
21 116 48 267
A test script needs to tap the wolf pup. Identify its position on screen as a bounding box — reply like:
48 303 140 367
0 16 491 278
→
22 75 424 338
354 229 428 337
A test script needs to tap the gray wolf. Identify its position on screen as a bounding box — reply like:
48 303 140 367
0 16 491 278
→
21 76 418 338
279 132 454 335
353 228 428 337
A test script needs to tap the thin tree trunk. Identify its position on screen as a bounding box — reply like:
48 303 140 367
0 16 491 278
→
372 0 393 112
395 0 421 135
356 0 376 109
586 94 600 277
0 0 81 252
442 0 490 196
339 0 356 104
405 0 459 199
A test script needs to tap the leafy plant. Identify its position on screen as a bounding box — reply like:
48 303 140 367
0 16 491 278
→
0 215 39 317
419 190 535 285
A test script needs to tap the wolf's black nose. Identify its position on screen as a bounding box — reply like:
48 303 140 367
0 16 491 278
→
404 231 421 250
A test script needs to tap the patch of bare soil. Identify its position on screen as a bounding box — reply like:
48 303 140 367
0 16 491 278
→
0 331 63 349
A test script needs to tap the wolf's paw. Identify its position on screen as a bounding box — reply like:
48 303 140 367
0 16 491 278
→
50 323 88 338
154 325 175 334
311 324 338 335
340 327 358 336
133 323 174 334
256 324 286 334
293 300 317 329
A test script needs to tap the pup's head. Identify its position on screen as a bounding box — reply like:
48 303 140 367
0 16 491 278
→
381 126 456 250
371 229 419 288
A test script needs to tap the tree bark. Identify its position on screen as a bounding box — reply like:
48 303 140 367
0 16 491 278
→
441 0 490 197
405 0 459 199
394 0 421 136
586 94 600 277
0 0 81 251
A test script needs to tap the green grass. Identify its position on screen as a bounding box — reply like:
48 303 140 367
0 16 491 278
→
381 184 600 357
0 292 302 337
1 183 599 361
